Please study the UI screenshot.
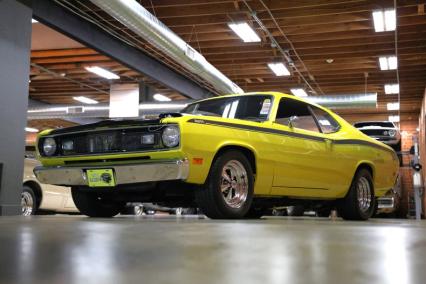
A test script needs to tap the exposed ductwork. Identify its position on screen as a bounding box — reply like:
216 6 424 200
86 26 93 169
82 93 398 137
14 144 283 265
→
88 0 243 95
27 102 189 120
308 93 377 109
28 93 377 120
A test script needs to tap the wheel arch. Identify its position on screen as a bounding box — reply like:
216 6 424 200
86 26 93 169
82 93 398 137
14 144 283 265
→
213 144 257 175
23 180 42 209
354 161 375 182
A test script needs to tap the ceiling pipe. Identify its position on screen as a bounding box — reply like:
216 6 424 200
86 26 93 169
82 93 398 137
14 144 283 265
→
27 101 190 120
27 93 377 120
307 93 377 109
88 0 243 95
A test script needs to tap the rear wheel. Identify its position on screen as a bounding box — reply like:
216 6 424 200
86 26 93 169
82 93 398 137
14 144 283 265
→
21 186 37 216
337 168 375 220
71 188 124 217
195 150 254 219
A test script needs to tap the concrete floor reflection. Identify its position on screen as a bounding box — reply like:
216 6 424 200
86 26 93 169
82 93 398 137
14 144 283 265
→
0 215 425 284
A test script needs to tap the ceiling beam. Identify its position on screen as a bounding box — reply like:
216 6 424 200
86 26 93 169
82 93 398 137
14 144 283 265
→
32 0 213 100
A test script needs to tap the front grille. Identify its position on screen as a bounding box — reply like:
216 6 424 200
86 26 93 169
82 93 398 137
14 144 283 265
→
41 126 169 157
360 129 389 136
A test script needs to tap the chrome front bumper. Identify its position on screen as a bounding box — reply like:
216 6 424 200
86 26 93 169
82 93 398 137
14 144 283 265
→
34 159 189 186
377 196 395 214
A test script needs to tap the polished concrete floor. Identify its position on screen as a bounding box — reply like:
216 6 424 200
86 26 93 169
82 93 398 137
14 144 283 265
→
0 215 425 284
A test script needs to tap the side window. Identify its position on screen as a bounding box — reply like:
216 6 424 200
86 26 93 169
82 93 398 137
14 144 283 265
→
275 98 320 133
310 106 340 134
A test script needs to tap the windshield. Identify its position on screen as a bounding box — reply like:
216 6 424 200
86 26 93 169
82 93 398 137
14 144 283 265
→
181 95 273 122
354 122 394 128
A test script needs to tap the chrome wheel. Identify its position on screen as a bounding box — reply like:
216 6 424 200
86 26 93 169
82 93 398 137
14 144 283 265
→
21 191 34 216
357 176 372 212
133 205 144 216
220 160 248 209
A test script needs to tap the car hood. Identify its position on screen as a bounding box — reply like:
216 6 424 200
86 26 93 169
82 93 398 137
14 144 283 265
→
356 126 399 132
47 118 163 135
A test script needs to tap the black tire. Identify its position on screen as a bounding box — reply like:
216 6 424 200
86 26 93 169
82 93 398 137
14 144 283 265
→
245 206 265 219
195 150 254 219
337 168 375 220
287 205 305 216
394 141 401 152
21 185 37 216
316 208 332 217
71 188 124 217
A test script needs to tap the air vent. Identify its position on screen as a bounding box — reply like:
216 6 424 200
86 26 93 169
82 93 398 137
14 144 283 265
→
67 107 85 114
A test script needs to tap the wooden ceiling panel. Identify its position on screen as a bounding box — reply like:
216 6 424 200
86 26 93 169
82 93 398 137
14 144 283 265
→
29 0 426 130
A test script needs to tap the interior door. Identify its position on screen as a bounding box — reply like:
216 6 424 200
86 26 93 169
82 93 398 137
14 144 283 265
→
270 98 336 198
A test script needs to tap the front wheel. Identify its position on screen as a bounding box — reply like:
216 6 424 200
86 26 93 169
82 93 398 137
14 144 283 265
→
195 150 254 219
337 169 375 220
71 188 124 217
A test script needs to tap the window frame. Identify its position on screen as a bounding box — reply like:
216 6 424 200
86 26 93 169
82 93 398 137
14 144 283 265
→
308 105 341 134
274 97 322 133
181 94 275 122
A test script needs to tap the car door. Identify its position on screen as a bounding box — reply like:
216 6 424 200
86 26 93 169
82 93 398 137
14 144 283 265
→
270 97 338 198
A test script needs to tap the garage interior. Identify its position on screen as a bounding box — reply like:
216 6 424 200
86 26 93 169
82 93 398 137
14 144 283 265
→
1 0 426 283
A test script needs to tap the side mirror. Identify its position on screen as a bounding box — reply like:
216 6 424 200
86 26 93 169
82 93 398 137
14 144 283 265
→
288 116 298 128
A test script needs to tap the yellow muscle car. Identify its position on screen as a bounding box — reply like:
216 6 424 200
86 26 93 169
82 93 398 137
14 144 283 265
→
33 92 399 220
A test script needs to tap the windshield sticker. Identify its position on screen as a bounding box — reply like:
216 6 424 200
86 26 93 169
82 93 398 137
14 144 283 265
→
319 119 331 126
260 99 271 115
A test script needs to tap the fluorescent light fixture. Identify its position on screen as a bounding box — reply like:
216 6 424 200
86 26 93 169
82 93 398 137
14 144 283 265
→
228 22 261 43
153 94 171 102
379 56 397 70
73 96 99 104
387 102 400 111
388 115 400 123
32 19 38 24
290 88 308 97
25 127 39 133
372 9 396 32
384 84 399 94
268 63 290 76
85 66 120 80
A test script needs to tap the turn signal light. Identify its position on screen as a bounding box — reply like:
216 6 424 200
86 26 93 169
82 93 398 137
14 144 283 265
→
192 158 203 165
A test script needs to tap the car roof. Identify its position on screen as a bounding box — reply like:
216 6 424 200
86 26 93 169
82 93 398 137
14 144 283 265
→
189 91 327 110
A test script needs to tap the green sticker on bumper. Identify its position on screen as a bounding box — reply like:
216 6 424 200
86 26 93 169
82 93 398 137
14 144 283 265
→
86 169 116 187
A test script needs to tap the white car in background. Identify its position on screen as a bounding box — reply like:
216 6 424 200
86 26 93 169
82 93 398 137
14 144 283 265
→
353 121 401 152
22 158 78 216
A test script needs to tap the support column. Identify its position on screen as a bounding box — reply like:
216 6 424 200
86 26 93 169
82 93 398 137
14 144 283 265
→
139 81 156 102
0 0 32 215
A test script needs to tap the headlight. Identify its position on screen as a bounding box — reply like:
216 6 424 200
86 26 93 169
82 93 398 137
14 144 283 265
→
162 125 180 148
388 130 397 137
42 138 57 156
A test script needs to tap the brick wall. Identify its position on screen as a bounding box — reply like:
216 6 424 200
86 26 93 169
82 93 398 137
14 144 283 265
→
419 89 426 216
399 120 419 217
397 88 425 218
